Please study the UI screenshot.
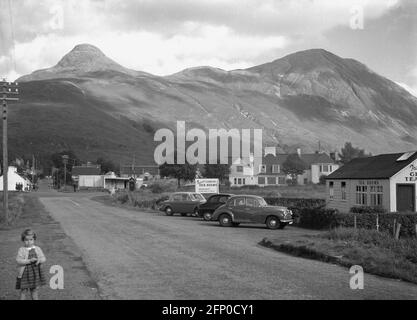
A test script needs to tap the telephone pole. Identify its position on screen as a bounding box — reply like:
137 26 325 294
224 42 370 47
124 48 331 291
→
62 155 69 190
1 79 19 225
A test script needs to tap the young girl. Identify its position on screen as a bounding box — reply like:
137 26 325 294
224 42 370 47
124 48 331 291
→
16 229 47 300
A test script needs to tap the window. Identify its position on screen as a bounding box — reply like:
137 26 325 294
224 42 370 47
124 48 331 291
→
246 198 260 207
259 165 266 173
238 178 242 185
329 181 334 199
193 193 205 201
218 196 228 203
272 165 280 173
234 197 246 206
267 177 276 185
370 185 383 206
356 185 368 205
341 182 346 201
278 177 286 185
236 166 243 173
208 196 219 203
258 177 265 185
172 194 182 201
242 178 246 185
234 178 237 185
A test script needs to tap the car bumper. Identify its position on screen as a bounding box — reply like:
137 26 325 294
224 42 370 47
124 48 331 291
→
280 219 294 225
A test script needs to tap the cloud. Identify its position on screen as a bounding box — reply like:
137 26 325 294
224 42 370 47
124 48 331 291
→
0 0 412 80
396 82 417 98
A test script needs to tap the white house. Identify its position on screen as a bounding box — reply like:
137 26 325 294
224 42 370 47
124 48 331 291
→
0 166 32 191
229 154 259 186
326 151 417 213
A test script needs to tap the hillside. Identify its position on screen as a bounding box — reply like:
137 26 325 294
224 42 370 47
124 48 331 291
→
8 44 417 167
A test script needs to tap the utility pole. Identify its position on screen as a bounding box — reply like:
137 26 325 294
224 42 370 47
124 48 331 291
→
62 155 69 190
1 79 19 225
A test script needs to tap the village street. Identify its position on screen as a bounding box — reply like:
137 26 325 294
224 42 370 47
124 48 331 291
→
35 191 417 300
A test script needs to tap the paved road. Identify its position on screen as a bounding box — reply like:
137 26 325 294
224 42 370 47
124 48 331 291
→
39 194 417 300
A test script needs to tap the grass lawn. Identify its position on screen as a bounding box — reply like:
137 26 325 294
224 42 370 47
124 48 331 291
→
0 192 25 226
261 227 417 284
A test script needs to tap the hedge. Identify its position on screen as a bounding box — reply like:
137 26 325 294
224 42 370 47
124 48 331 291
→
296 207 417 238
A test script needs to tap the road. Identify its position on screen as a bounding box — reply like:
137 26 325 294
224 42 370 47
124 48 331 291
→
38 193 417 300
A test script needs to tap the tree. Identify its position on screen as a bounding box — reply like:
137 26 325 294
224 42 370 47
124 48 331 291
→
159 162 197 187
282 154 307 185
339 142 371 165
50 150 80 187
203 163 230 182
96 157 117 174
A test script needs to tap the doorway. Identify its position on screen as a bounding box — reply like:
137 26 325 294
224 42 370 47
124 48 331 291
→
396 184 415 212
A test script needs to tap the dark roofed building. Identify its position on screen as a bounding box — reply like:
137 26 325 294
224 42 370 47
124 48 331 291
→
326 151 417 213
120 165 160 179
258 149 339 186
72 165 101 176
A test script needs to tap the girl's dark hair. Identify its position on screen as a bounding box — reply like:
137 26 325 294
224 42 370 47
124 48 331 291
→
21 229 36 241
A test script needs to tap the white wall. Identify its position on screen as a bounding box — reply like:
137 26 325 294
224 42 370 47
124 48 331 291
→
389 159 417 212
0 167 31 191
78 175 104 188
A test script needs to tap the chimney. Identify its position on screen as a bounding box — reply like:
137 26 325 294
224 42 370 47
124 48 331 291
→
297 148 301 156
264 147 276 157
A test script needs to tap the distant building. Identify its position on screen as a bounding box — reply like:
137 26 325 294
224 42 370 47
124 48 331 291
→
326 151 417 213
229 155 258 186
258 147 339 186
0 166 32 191
72 164 102 188
120 165 160 180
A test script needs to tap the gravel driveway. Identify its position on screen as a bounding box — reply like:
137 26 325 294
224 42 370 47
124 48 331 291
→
39 195 417 300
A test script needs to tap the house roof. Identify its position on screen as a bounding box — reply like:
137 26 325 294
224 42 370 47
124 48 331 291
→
72 166 101 176
121 165 159 176
263 153 335 166
326 152 417 180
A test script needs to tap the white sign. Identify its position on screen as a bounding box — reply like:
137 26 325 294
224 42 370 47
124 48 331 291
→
195 179 219 194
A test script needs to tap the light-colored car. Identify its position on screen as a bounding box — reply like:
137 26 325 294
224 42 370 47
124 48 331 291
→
159 192 207 216
212 195 293 229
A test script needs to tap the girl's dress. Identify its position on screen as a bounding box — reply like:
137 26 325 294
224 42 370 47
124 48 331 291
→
15 248 46 290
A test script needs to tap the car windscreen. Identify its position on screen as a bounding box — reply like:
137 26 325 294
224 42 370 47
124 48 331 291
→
258 198 268 206
192 193 205 201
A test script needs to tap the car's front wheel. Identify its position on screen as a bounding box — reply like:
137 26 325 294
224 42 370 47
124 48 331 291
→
165 207 173 216
203 212 212 221
219 214 233 227
266 216 279 230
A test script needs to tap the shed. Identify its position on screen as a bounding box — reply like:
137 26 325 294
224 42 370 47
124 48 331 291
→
326 151 417 213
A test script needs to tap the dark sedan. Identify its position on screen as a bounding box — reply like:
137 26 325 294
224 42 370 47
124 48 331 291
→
197 194 234 221
211 195 293 229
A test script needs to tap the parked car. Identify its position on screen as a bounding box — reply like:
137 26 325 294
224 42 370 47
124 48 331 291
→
197 194 234 221
211 195 293 229
159 192 207 216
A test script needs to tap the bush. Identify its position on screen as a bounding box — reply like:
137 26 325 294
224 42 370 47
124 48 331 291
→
350 206 387 214
318 175 326 185
294 206 417 238
116 192 129 204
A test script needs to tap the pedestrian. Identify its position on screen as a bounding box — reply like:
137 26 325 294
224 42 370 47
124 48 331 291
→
16 229 47 300
73 183 77 192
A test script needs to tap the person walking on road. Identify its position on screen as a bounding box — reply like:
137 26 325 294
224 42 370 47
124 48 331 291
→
15 229 47 300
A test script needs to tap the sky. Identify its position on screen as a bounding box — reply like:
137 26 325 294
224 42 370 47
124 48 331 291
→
0 0 416 95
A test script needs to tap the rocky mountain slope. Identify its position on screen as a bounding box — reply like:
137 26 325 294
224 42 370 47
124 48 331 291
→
8 44 417 165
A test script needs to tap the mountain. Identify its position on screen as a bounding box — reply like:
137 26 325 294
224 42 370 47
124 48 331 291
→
8 45 417 168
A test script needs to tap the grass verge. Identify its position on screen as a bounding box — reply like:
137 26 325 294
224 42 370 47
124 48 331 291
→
260 227 417 284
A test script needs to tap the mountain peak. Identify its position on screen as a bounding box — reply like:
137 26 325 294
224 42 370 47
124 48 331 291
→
56 43 117 70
